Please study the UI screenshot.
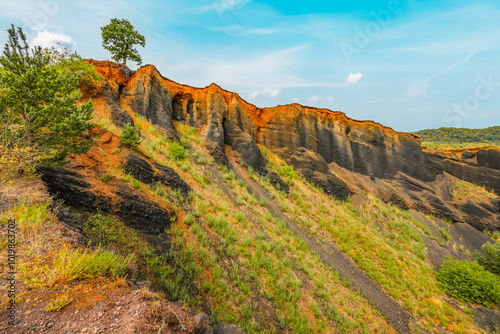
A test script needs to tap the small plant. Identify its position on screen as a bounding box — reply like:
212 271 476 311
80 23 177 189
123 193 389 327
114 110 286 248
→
119 174 131 183
442 217 453 225
484 229 500 241
440 228 451 241
168 141 186 161
474 242 500 276
183 214 195 225
120 123 142 150
279 202 289 212
100 173 112 182
436 256 500 307
45 293 73 311
131 179 141 189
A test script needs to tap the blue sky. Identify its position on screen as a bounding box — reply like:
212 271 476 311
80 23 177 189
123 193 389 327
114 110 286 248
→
1 0 500 132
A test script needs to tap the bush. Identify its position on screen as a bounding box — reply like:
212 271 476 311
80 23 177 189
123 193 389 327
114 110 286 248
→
168 141 186 161
100 173 112 182
475 242 500 276
0 26 96 165
120 123 141 150
436 256 500 307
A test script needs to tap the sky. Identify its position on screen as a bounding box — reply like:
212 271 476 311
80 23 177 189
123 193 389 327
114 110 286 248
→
1 0 500 132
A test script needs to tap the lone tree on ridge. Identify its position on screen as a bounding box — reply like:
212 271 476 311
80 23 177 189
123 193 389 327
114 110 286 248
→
101 18 145 65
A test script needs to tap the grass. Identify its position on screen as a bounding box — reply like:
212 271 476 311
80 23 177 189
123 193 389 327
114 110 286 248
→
440 227 452 241
100 173 112 182
176 166 393 333
255 148 479 333
21 244 132 288
421 142 499 150
45 292 73 311
20 102 486 333
484 229 500 241
452 181 498 201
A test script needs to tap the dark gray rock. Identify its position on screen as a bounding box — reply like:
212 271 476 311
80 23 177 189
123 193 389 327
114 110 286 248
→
299 169 352 201
214 324 246 334
154 163 191 197
461 151 476 160
123 154 155 184
37 167 112 212
477 149 500 169
262 169 290 194
109 104 134 128
116 185 174 234
123 154 191 197
194 312 213 334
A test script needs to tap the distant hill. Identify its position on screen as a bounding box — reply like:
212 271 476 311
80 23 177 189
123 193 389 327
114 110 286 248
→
412 126 500 149
412 126 500 143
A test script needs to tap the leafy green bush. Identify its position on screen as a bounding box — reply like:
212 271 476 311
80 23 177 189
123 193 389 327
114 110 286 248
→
168 141 186 161
440 227 451 241
120 123 142 150
0 26 96 165
100 173 112 182
436 256 500 307
475 242 500 276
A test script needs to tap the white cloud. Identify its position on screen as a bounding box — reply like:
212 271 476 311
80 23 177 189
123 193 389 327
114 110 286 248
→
308 96 320 102
346 73 363 84
31 29 75 49
327 96 334 101
249 87 281 100
211 26 278 36
293 97 301 102
204 44 311 88
201 0 250 14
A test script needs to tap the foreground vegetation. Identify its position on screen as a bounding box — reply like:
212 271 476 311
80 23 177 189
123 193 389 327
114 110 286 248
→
1 26 498 332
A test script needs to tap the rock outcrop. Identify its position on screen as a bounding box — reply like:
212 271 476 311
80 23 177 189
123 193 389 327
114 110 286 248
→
38 125 180 235
82 60 500 230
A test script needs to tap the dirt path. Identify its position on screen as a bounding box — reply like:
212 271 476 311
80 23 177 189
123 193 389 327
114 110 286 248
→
225 151 413 334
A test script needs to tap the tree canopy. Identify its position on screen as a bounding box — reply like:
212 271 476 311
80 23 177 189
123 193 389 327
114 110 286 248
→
0 25 98 170
412 126 500 145
101 18 146 65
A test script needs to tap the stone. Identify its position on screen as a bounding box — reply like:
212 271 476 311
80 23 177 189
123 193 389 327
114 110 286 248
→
214 324 246 334
194 312 213 334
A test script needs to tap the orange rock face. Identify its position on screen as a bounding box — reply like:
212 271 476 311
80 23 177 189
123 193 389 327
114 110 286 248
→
82 60 500 229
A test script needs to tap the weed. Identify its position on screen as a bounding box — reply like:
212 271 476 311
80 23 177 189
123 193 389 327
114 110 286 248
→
100 173 112 182
131 179 141 189
168 141 186 161
45 293 72 311
120 123 142 150
440 228 451 241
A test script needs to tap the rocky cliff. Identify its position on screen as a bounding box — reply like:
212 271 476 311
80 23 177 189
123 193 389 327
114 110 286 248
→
82 60 499 233
24 59 500 334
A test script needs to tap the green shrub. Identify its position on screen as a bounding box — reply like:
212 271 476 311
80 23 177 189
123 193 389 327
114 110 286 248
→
120 123 141 150
168 141 186 161
440 227 451 241
475 242 500 276
436 256 500 307
100 173 112 182
484 229 500 240
131 179 141 189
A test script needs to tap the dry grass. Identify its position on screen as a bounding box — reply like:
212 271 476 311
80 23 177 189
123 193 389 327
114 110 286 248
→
452 181 498 201
257 147 482 333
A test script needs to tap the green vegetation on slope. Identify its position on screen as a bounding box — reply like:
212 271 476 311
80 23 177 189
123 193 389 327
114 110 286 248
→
0 25 100 176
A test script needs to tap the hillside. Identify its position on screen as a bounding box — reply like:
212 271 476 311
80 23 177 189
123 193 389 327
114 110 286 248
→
1 60 500 334
412 127 500 150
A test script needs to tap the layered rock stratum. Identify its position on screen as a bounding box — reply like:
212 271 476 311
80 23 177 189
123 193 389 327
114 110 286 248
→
83 60 499 233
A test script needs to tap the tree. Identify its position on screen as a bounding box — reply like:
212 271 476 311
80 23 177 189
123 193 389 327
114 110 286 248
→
0 25 95 169
101 18 145 65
